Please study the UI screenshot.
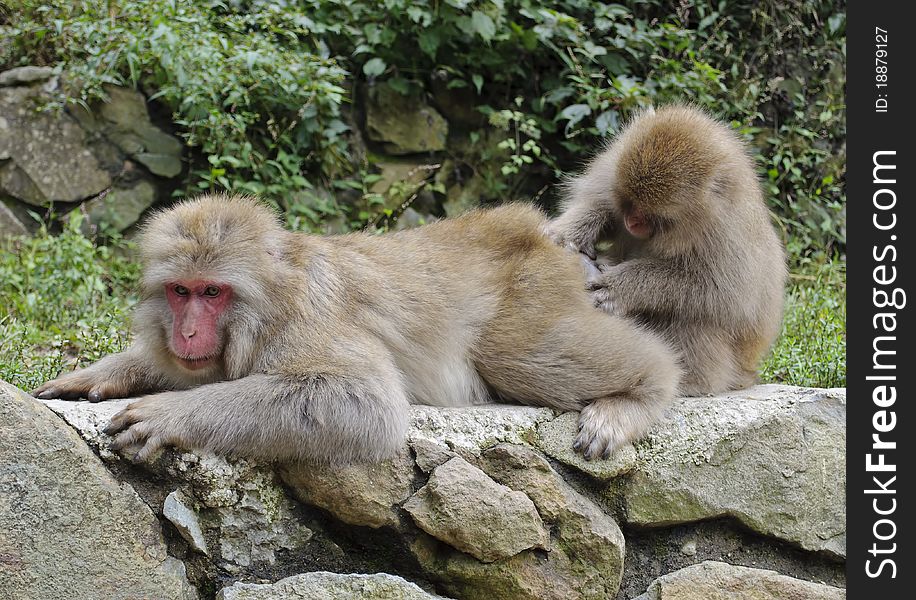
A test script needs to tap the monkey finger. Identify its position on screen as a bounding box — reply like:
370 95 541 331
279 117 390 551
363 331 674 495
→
32 384 86 401
133 435 165 463
110 422 151 451
87 381 126 403
104 408 141 435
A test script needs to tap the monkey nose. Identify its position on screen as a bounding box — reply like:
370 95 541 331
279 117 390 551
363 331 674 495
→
182 329 197 340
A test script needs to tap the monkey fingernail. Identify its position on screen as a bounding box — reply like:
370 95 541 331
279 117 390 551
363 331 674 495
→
88 390 102 403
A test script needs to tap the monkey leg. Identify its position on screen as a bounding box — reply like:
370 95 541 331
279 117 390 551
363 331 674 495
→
476 311 681 459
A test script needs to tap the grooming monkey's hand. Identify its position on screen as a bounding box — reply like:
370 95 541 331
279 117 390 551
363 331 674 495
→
104 395 183 462
545 219 597 260
586 264 623 316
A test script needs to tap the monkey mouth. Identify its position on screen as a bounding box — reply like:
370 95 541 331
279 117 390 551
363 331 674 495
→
175 355 217 371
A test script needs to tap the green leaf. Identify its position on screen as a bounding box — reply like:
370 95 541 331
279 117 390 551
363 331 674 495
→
558 103 591 124
471 11 496 42
387 77 411 95
472 74 484 94
418 30 441 59
595 110 618 134
362 57 387 77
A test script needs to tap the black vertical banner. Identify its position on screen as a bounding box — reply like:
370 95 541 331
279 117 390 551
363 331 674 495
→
848 2 915 596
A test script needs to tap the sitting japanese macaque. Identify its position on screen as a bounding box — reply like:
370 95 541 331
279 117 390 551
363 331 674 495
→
549 105 786 395
34 194 681 463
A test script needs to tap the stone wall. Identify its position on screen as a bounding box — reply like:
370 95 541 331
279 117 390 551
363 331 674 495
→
0 66 182 238
1 380 845 599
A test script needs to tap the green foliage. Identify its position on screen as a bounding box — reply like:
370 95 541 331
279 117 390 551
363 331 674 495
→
761 261 846 388
2 0 350 226
0 213 139 390
2 0 845 254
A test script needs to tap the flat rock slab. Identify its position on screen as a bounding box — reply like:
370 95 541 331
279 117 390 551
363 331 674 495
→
409 404 554 457
0 381 197 599
217 572 449 600
633 560 845 600
538 385 846 558
621 386 846 557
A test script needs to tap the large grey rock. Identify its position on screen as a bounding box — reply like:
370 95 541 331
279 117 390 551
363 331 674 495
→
537 385 846 558
633 561 845 600
0 66 54 87
0 86 111 204
80 176 157 232
42 398 313 574
404 456 549 562
217 572 449 600
619 386 846 557
35 384 845 598
365 83 448 154
0 380 197 600
94 86 183 177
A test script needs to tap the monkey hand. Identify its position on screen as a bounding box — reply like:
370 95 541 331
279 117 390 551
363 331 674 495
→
32 365 127 403
544 219 597 260
104 395 184 462
586 266 623 316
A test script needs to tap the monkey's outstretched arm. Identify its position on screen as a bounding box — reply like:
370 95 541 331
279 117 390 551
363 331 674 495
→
547 180 618 259
104 367 410 465
32 345 168 402
592 258 733 320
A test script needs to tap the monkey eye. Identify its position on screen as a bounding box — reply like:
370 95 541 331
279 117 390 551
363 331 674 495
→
173 285 189 296
203 286 221 297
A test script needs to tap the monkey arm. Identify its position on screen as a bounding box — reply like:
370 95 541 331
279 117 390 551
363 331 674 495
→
32 345 169 402
593 258 733 321
104 365 411 465
547 209 615 260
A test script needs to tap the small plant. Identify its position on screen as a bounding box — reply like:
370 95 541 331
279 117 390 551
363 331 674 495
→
0 213 139 390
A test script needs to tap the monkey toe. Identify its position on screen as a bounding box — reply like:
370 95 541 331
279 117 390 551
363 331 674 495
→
575 402 628 461
104 408 138 435
133 436 165 463
32 387 55 399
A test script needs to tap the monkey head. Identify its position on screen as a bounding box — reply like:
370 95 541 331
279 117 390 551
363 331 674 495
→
137 195 288 379
611 108 724 243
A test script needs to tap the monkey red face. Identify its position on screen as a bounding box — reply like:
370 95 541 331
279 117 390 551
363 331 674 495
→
165 281 233 370
623 206 654 239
